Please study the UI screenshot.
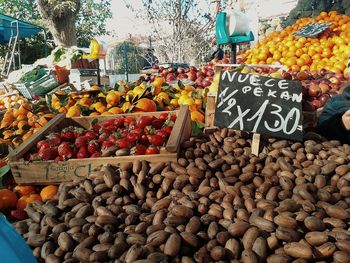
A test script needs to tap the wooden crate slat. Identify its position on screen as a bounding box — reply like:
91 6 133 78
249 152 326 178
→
8 114 66 162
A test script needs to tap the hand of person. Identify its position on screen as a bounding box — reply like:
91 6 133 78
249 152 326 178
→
341 109 350 131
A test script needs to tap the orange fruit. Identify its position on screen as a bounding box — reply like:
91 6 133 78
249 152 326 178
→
135 98 157 112
0 189 17 210
14 185 35 197
16 195 29 210
89 112 100 116
191 111 205 123
106 91 120 106
156 92 170 102
66 105 82 118
122 102 132 113
26 194 42 203
108 107 123 114
40 185 58 202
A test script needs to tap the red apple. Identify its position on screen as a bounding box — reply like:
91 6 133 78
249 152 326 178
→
311 99 322 109
177 68 185 74
329 76 340 84
206 69 214 77
159 66 165 72
319 83 330 94
152 65 159 69
308 83 321 97
319 94 330 106
167 68 175 73
190 66 197 72
202 79 211 87
177 73 188 79
187 72 197 81
282 72 292 80
166 74 176 82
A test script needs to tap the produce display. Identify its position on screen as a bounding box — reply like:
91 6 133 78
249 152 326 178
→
0 97 53 147
13 128 350 262
0 185 58 220
27 113 177 161
1 5 350 263
244 11 350 74
47 81 206 123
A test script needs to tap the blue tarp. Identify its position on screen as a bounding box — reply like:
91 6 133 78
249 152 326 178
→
0 14 43 44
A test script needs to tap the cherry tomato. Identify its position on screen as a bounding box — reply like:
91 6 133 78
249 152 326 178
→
92 124 101 133
101 140 114 149
162 126 173 136
138 116 154 129
37 140 50 150
159 113 168 121
126 133 139 144
145 146 160 155
117 139 131 149
106 125 117 133
140 135 149 145
156 130 168 139
148 135 164 146
103 119 115 127
151 119 164 129
133 144 147 155
124 117 136 124
108 135 117 143
114 117 125 128
170 115 177 122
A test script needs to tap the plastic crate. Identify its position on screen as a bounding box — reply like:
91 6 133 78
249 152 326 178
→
14 71 59 99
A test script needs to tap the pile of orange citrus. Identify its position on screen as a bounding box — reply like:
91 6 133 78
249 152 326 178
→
244 11 350 75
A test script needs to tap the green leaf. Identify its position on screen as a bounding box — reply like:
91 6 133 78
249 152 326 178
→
163 99 170 106
91 118 98 125
177 80 185 90
168 92 177 99
118 85 127 92
195 120 205 129
155 101 164 111
191 122 202 137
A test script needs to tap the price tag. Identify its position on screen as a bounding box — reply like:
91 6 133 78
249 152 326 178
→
293 22 332 38
214 71 303 141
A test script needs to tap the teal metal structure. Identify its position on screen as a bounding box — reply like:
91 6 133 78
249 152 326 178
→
0 14 43 44
215 12 254 63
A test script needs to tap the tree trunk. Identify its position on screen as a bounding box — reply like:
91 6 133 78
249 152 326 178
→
48 15 77 47
36 0 80 47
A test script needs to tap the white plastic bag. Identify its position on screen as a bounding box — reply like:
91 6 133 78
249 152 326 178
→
226 10 251 36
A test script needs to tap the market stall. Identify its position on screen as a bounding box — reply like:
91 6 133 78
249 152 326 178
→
0 6 349 263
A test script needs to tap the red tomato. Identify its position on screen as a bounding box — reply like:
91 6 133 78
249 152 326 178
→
145 146 160 155
103 119 115 127
138 116 154 129
151 119 164 129
114 117 125 128
156 130 168 139
133 144 147 155
126 133 139 144
140 135 149 145
117 139 131 149
159 113 168 121
124 117 136 124
162 126 173 136
170 115 177 122
148 135 165 146
36 140 50 150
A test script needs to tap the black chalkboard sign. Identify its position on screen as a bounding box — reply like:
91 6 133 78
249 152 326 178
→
214 71 303 141
293 22 332 37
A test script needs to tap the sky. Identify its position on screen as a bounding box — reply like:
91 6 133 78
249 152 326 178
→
101 0 298 42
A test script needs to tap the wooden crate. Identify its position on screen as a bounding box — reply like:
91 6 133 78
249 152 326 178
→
8 106 191 185
205 92 320 133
